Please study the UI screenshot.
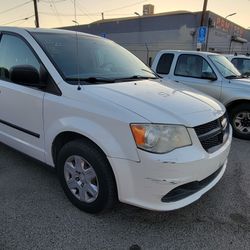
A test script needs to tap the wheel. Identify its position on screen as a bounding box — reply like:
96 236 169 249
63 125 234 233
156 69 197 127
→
229 104 250 140
57 140 117 213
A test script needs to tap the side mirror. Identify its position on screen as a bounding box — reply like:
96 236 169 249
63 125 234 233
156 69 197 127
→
40 65 49 83
201 72 217 81
9 65 47 87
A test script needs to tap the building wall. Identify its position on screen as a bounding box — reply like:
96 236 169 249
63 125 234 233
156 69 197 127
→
108 28 197 64
63 12 200 64
62 11 249 64
207 12 248 54
244 30 250 54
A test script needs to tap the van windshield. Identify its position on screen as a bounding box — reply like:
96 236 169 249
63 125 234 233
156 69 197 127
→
209 55 242 79
32 31 157 84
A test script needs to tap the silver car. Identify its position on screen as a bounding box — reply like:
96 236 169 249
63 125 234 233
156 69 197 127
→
152 50 250 140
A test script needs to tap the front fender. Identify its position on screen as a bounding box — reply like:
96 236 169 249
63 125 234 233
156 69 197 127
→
44 116 140 166
223 96 250 107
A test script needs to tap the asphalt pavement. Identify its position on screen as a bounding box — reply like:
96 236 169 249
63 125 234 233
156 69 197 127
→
0 139 250 250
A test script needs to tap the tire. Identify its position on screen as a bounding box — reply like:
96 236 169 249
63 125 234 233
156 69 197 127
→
229 104 250 140
57 139 117 213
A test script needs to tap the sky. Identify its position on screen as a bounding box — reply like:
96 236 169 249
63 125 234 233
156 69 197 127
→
0 0 249 29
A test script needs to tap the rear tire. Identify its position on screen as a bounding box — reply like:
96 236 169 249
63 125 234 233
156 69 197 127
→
57 139 117 213
229 104 250 140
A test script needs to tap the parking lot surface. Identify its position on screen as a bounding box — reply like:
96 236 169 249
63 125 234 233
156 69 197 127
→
0 139 250 250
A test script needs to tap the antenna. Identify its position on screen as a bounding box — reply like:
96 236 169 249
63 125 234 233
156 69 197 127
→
73 0 81 91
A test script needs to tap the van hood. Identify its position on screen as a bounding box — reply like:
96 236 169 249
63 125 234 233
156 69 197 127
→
86 79 225 127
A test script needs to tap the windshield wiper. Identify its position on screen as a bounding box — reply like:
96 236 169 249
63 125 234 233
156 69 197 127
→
241 74 249 78
225 75 239 79
114 75 158 82
65 77 115 84
225 75 244 79
65 75 158 84
141 68 161 78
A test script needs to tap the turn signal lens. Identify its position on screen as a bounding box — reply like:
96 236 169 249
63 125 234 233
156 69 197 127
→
130 124 146 145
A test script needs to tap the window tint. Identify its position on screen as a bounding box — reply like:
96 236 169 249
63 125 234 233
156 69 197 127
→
0 34 40 83
175 54 215 79
32 32 156 82
156 53 174 74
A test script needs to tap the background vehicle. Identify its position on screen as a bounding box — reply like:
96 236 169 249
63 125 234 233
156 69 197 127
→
152 50 250 140
224 54 250 77
0 28 231 213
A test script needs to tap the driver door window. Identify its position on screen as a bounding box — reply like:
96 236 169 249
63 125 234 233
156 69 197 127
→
0 34 40 84
175 54 215 79
0 33 45 161
173 54 221 100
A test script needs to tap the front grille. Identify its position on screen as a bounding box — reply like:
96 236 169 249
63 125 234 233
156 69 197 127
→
194 114 229 153
195 119 220 136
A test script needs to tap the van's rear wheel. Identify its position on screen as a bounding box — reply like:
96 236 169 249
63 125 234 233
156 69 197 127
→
229 104 250 140
57 140 117 213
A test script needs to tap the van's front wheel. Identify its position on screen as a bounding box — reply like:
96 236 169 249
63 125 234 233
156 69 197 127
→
57 140 117 213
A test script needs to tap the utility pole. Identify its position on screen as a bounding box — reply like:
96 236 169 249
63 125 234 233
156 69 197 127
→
197 0 208 51
33 0 39 28
200 0 208 26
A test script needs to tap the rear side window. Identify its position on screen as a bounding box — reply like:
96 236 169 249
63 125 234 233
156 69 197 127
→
156 53 174 74
175 54 214 79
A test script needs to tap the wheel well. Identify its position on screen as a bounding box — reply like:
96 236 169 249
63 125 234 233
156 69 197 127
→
52 131 119 202
226 100 250 114
52 132 105 166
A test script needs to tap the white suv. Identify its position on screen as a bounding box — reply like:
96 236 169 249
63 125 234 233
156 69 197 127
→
0 27 232 213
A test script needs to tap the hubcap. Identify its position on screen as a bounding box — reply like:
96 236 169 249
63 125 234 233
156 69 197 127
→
233 111 250 134
64 155 99 203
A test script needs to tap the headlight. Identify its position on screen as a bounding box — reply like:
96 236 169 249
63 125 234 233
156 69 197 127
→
130 124 192 153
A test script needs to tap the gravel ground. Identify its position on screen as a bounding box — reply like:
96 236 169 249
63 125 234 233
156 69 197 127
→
0 139 249 250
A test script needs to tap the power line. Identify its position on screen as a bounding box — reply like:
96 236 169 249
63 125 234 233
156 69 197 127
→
0 0 32 15
49 0 62 25
103 0 149 13
1 15 34 26
70 0 95 22
40 0 67 3
76 0 96 21
39 11 135 16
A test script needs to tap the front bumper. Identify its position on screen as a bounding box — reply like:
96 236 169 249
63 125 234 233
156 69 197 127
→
108 126 232 211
